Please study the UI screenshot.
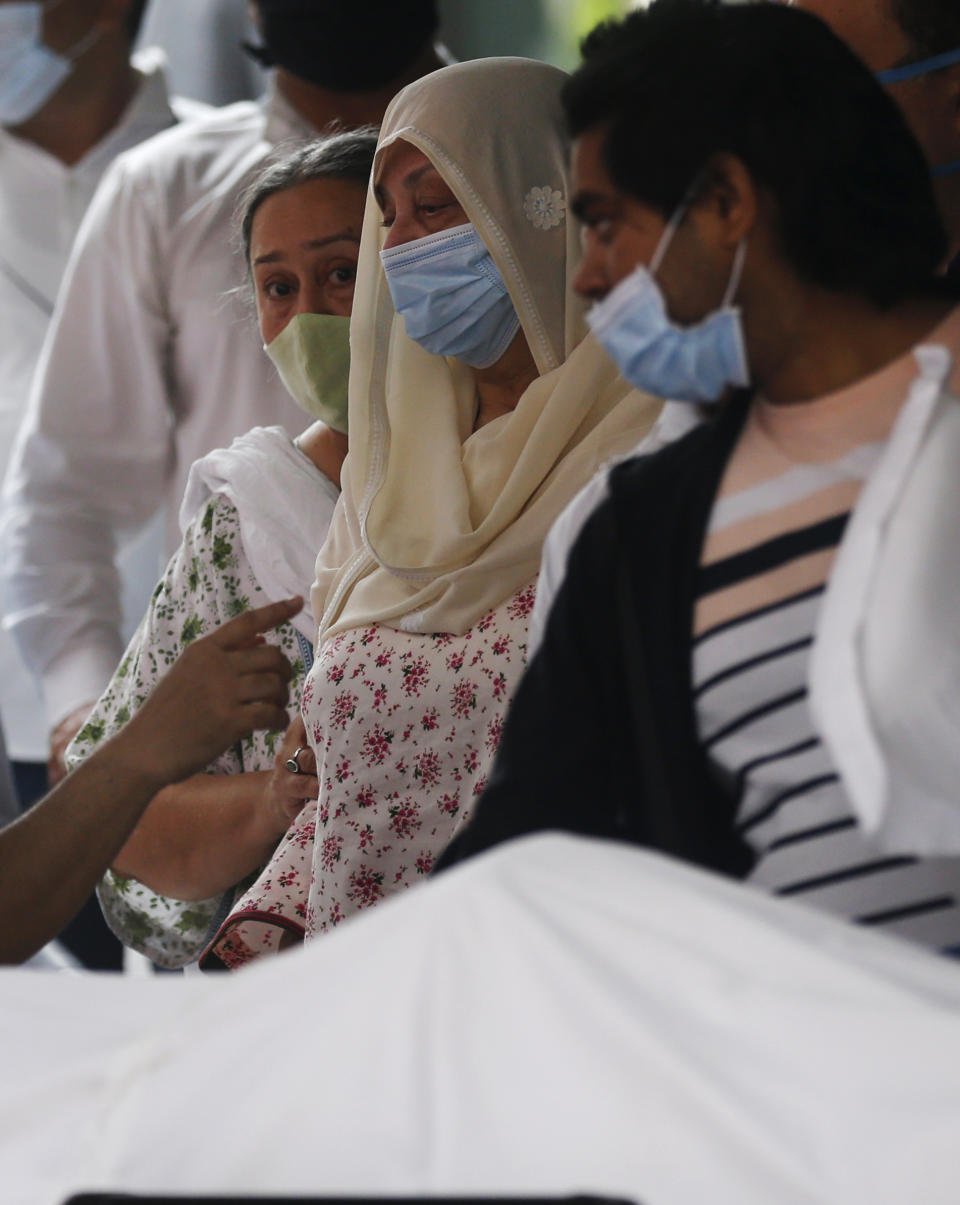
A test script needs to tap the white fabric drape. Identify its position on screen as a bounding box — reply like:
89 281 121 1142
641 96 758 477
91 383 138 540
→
4 834 960 1204
179 425 338 641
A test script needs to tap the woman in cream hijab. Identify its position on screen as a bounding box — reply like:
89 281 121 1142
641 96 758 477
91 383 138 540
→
204 57 660 967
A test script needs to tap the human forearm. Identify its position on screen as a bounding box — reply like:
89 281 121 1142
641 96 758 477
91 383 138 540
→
0 596 301 964
0 727 165 964
112 770 284 902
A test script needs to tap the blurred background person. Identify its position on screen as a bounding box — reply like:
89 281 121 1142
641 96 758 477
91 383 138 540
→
0 0 205 808
793 0 960 262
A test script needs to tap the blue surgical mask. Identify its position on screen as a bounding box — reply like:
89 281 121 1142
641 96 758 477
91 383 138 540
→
587 205 749 404
876 46 960 178
0 0 100 126
380 222 521 369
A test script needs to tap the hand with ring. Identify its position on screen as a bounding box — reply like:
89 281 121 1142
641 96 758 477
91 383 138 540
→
265 716 318 830
286 746 310 774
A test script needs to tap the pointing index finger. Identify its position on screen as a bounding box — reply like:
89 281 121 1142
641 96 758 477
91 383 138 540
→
214 596 305 649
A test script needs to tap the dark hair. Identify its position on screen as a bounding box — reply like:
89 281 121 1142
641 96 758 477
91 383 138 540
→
238 128 379 267
890 0 960 59
248 1 438 91
563 0 947 307
125 0 150 43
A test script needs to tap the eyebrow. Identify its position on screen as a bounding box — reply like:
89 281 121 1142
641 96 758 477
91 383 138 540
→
374 161 443 204
252 231 361 266
404 163 437 189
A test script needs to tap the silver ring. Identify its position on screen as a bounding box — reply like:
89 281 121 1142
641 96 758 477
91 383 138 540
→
285 745 308 774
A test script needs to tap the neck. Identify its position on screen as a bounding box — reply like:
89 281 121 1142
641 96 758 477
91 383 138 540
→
472 329 539 430
9 38 138 166
746 279 955 405
276 43 447 131
297 422 349 489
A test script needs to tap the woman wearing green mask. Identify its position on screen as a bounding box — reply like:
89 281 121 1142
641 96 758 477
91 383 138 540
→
65 130 377 968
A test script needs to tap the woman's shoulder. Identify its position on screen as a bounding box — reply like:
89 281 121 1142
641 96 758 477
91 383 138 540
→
174 491 265 619
183 489 244 550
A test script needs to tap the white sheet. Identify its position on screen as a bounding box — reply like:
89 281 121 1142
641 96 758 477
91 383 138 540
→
4 833 960 1204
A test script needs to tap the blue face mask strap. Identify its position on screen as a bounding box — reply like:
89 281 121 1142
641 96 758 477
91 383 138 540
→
876 45 960 85
932 158 960 178
648 173 707 278
649 176 747 307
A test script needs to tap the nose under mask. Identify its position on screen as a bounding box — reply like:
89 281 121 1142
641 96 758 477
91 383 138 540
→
588 203 750 404
380 221 521 369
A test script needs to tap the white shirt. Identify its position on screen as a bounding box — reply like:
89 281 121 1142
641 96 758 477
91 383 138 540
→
528 399 697 655
0 85 315 740
0 49 205 761
810 337 960 857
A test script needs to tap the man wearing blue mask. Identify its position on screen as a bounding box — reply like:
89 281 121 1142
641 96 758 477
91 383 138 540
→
436 0 960 959
792 0 960 261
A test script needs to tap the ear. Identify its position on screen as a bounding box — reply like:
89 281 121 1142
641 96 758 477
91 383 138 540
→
692 152 758 248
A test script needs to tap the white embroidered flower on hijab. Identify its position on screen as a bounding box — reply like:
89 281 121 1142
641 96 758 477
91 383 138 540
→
523 185 566 230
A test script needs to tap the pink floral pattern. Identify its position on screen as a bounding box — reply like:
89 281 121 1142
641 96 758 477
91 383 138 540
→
205 579 535 968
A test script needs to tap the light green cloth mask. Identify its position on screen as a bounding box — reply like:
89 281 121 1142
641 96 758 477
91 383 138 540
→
264 312 351 433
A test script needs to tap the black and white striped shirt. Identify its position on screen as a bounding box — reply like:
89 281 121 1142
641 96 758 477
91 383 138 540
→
695 421 960 956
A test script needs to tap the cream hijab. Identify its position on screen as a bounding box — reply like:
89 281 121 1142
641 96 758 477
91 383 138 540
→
313 57 660 640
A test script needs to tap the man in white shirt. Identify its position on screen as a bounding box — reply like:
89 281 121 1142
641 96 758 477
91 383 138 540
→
1 0 449 786
0 0 206 802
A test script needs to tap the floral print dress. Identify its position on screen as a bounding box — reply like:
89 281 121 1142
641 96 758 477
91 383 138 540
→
204 579 537 968
66 493 309 968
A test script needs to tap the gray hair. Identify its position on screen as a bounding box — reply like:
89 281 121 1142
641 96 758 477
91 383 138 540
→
237 126 379 270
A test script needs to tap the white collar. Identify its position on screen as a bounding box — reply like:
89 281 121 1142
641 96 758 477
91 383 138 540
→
262 77 320 147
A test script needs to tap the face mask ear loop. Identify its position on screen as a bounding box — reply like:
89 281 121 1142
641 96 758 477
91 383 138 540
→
61 21 101 62
648 203 687 280
721 238 748 309
648 171 707 280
